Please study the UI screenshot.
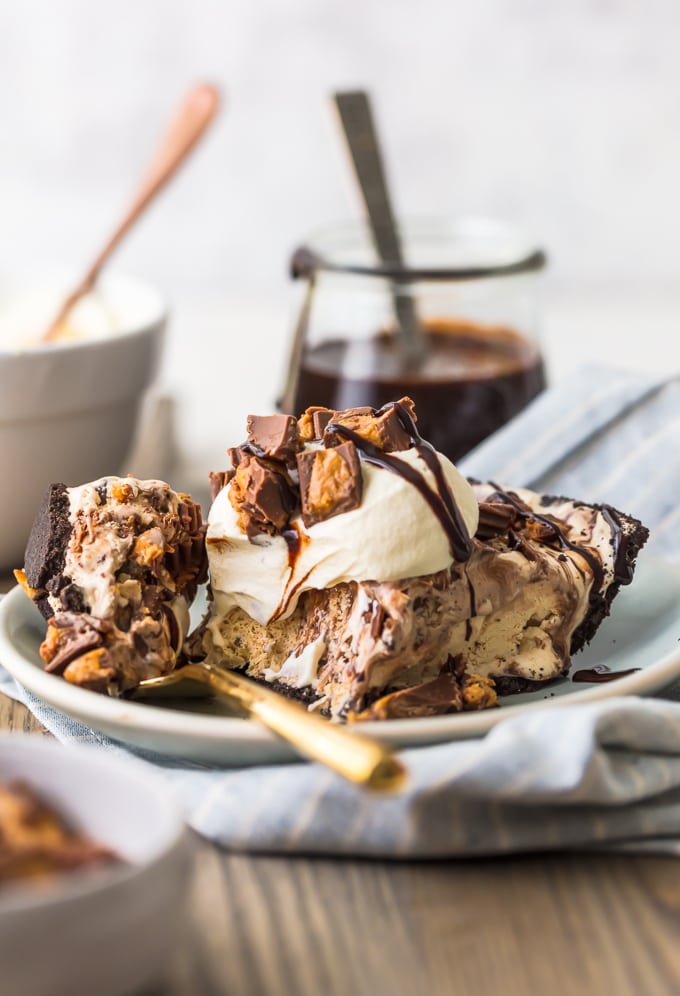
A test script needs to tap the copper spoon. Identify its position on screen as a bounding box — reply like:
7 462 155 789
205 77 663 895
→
130 662 408 792
42 82 221 343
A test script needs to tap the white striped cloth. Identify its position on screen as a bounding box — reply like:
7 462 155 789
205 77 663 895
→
2 364 680 857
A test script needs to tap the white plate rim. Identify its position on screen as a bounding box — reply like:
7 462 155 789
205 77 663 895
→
1 558 680 752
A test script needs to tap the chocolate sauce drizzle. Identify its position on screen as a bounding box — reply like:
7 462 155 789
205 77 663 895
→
485 483 607 611
572 664 641 684
325 402 473 562
241 440 266 459
268 524 313 619
465 576 476 641
282 525 303 569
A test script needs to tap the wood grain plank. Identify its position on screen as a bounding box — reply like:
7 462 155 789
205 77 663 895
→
161 850 680 996
154 842 232 996
0 695 47 735
0 576 49 736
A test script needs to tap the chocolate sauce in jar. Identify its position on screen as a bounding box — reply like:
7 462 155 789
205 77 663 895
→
292 319 546 463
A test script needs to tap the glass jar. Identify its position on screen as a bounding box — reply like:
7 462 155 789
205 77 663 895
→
278 217 547 463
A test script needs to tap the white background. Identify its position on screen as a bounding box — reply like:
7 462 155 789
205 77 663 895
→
2 0 679 488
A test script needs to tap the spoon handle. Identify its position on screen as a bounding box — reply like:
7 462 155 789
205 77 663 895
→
43 82 221 341
332 90 424 362
179 662 407 792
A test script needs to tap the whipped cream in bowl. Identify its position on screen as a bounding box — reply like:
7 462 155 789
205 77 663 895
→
0 271 164 353
0 270 167 569
0 282 117 352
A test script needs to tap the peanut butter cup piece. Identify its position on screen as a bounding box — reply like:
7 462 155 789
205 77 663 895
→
354 672 466 720
325 401 414 452
354 669 497 720
209 470 234 503
246 413 300 463
476 501 518 540
394 396 416 415
297 440 362 527
228 452 298 538
40 613 106 676
297 406 335 442
312 408 335 438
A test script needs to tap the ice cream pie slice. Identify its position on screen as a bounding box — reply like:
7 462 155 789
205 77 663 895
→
17 477 207 693
190 399 649 721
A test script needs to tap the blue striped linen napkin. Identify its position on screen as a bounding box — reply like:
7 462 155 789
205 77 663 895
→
2 363 680 858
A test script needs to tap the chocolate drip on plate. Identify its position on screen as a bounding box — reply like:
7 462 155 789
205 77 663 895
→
572 664 641 684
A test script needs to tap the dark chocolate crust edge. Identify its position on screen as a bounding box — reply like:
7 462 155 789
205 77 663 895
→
245 672 319 706
24 483 73 620
535 492 651 654
493 673 566 696
570 508 650 655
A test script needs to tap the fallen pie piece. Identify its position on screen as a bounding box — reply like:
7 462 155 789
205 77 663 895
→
191 399 649 721
0 780 117 887
17 477 207 693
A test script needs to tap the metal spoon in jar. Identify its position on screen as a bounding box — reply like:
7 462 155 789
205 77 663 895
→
128 661 408 793
332 89 427 365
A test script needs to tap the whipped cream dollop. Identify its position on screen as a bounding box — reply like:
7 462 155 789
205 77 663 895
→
0 285 119 351
207 446 479 626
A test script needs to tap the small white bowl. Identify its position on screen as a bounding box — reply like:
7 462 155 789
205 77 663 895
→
0 733 191 996
0 271 167 569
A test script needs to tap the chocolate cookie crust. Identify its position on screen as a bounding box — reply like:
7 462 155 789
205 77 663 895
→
23 483 80 618
24 483 70 591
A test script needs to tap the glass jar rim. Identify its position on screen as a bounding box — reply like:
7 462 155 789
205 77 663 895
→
291 216 547 283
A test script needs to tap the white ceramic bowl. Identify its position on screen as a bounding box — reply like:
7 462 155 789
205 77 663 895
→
0 272 167 569
0 733 191 996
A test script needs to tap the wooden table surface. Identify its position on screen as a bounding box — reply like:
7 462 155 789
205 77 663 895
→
2 568 680 996
2 693 680 995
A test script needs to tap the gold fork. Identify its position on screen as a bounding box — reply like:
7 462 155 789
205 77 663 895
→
130 662 407 792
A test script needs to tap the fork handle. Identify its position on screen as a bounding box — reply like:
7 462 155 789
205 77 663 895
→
181 663 407 792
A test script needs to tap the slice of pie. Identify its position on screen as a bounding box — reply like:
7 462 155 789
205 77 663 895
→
17 476 207 693
190 399 649 721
